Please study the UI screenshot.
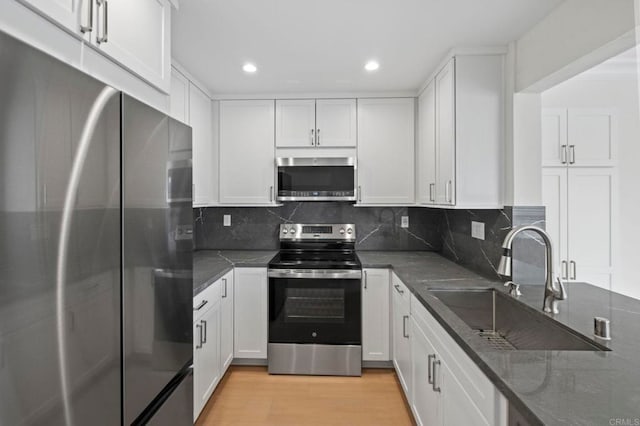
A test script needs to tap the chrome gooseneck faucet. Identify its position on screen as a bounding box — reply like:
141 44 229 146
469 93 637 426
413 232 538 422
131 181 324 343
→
497 226 567 314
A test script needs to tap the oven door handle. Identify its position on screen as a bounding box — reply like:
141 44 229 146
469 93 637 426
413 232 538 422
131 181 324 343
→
268 269 363 280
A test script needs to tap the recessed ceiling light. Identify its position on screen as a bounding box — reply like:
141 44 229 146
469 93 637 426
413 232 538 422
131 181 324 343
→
243 63 257 73
365 61 380 72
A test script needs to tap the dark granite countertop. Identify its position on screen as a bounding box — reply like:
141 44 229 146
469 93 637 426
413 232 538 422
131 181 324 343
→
358 251 640 425
193 250 277 295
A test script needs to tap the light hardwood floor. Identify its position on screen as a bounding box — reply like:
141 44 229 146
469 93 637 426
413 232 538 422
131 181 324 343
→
195 367 415 426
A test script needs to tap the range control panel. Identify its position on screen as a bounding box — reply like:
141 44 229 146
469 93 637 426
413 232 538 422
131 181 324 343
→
279 224 356 241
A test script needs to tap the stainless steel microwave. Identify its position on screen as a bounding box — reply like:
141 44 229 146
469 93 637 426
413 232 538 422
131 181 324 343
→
276 157 356 202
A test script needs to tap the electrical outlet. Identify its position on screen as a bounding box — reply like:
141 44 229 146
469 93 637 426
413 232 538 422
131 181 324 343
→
471 221 485 240
401 216 409 228
223 215 231 227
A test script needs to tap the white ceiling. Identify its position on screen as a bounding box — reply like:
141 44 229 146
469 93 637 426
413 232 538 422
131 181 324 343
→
172 0 564 95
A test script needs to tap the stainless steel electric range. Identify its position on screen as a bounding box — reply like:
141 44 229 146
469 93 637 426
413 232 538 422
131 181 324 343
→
267 224 362 376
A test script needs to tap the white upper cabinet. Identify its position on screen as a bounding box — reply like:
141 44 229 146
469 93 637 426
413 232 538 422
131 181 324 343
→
275 100 316 148
568 109 616 166
169 68 189 123
417 54 504 209
357 98 415 205
542 108 616 167
434 59 456 206
13 0 171 94
542 108 568 167
190 83 214 207
219 100 276 205
91 0 171 93
417 81 436 205
18 0 83 34
315 99 357 148
275 99 356 148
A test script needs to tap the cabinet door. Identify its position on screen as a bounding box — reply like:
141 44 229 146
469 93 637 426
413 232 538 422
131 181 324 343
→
441 359 491 426
362 269 390 361
542 168 569 279
418 81 437 204
93 0 171 92
193 302 221 421
233 268 268 359
567 168 615 289
315 99 357 147
411 317 440 426
435 58 456 205
219 100 275 205
542 109 568 167
169 68 189 123
568 108 616 166
220 271 234 373
392 291 412 397
357 98 415 204
19 0 82 34
275 99 316 148
190 83 214 206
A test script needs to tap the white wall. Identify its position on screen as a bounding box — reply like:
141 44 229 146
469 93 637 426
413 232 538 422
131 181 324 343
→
516 0 636 92
542 75 640 299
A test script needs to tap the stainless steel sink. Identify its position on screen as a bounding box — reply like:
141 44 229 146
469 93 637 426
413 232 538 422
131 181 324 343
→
429 289 610 351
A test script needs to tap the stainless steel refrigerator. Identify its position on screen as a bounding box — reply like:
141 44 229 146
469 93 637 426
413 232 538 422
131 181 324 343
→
0 29 194 425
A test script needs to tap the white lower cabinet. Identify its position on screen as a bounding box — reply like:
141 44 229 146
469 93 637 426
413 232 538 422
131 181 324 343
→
391 273 412 397
411 316 440 425
233 268 268 359
193 280 222 421
409 292 508 426
219 271 234 371
362 269 390 361
543 167 616 289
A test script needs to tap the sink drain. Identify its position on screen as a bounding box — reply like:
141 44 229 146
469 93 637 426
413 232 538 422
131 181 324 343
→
474 329 516 351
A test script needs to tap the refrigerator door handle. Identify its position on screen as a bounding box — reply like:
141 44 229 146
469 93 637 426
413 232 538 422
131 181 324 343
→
55 86 119 426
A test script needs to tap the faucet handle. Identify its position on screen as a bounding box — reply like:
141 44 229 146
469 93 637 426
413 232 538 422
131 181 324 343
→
555 277 567 301
504 281 521 297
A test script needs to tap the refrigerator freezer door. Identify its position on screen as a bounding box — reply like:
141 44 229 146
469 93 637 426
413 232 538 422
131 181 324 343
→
122 95 193 423
0 30 121 426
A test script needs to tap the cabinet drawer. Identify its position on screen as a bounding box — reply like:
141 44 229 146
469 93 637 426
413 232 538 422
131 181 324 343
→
193 278 222 321
391 272 410 306
410 294 499 424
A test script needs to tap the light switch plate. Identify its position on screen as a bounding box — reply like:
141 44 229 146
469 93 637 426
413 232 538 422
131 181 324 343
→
223 215 231 227
401 216 409 228
471 221 485 240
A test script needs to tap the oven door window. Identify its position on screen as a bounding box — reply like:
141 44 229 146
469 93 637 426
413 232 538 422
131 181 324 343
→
269 278 361 345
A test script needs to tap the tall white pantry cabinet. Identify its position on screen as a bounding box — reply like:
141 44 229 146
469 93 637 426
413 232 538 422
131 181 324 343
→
542 108 617 289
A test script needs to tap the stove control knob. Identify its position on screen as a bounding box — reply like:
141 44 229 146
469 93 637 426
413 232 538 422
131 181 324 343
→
282 228 288 234
347 228 353 235
339 228 345 235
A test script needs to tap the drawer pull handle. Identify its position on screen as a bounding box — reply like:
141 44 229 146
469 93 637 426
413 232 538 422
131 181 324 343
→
402 315 409 338
193 300 208 311
427 354 435 384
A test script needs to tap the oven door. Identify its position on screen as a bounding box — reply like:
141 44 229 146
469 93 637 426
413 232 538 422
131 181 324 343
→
268 269 362 345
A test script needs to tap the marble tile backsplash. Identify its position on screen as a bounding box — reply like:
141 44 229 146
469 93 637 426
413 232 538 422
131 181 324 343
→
193 204 545 284
194 203 442 251
439 206 546 284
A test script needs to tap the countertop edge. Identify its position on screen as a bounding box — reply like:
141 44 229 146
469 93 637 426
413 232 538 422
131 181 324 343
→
360 256 545 425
